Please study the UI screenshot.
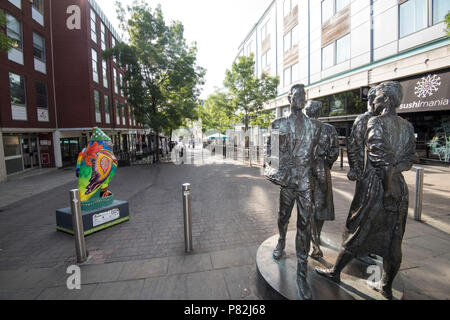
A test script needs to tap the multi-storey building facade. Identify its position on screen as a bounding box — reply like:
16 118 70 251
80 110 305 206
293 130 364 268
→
0 0 57 181
1 0 143 182
237 0 450 162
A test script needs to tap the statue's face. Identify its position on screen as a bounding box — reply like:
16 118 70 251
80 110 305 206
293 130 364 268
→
373 88 388 116
290 88 305 113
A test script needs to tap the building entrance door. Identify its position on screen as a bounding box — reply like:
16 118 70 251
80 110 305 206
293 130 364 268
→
21 136 40 169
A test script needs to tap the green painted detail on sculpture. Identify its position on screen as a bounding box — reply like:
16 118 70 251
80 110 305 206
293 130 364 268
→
57 216 130 236
76 128 118 211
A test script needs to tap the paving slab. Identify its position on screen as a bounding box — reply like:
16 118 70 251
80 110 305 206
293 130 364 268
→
90 279 145 300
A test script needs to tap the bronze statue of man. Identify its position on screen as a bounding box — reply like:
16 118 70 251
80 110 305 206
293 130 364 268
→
347 87 377 182
315 81 416 299
265 84 321 300
304 101 339 259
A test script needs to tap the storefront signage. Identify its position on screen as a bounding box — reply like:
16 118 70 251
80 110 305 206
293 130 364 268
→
398 69 450 114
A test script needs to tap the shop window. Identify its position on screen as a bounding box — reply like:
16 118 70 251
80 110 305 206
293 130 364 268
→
114 69 119 94
3 135 21 158
322 42 334 70
283 62 299 87
92 49 98 83
94 90 101 123
284 24 298 53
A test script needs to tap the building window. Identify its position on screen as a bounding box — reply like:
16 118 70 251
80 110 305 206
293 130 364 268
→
90 8 97 43
284 0 294 17
122 104 126 125
101 23 106 51
433 0 450 24
94 90 101 123
120 73 124 96
261 21 269 41
322 33 350 70
114 69 119 94
284 63 299 87
9 73 26 106
102 59 108 88
399 0 427 38
6 14 22 50
322 0 350 24
31 0 44 13
33 32 45 61
262 50 270 69
8 0 21 9
116 100 120 125
111 37 117 63
104 95 110 124
91 49 98 83
284 24 299 52
335 33 350 64
35 81 48 109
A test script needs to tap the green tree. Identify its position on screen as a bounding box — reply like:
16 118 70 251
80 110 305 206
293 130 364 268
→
200 90 237 134
224 53 279 132
0 10 16 53
104 1 204 161
446 12 450 37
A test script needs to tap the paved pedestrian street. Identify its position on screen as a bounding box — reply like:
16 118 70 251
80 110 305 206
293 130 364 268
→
0 150 449 300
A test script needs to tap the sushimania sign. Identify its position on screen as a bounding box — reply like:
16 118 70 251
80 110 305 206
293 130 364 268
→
398 69 450 114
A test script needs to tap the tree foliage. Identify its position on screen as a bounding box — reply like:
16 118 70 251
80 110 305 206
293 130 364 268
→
104 0 204 160
199 91 237 134
224 53 279 131
0 11 16 53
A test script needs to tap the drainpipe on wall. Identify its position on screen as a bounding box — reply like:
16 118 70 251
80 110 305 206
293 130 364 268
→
49 0 62 168
0 133 7 183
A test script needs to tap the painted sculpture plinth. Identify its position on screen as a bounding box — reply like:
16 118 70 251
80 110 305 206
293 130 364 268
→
56 127 130 236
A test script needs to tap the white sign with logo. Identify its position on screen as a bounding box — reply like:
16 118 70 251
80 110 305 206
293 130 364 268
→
93 208 120 227
37 108 49 122
399 70 450 113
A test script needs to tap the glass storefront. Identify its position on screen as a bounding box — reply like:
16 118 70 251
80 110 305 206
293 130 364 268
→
3 134 41 175
60 137 87 167
316 89 366 118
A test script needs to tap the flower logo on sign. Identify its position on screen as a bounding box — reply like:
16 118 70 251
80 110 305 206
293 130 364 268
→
414 74 441 98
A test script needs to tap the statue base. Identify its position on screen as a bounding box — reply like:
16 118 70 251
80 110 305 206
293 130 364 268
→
256 231 404 300
56 200 130 236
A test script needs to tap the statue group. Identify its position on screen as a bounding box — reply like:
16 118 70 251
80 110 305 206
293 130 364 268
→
265 81 416 300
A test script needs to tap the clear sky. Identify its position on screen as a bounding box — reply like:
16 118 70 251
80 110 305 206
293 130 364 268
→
96 0 273 100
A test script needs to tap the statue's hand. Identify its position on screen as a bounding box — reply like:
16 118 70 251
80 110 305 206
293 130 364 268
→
347 170 359 181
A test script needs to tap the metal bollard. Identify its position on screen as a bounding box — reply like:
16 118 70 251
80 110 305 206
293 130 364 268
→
414 168 425 222
340 148 344 169
70 189 88 263
182 184 193 253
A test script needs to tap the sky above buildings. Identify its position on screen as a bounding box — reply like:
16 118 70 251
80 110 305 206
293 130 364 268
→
96 0 273 100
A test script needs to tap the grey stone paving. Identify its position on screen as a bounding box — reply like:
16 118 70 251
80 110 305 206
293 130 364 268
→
0 150 448 300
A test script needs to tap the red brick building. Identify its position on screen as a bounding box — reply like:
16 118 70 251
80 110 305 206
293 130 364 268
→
1 0 143 182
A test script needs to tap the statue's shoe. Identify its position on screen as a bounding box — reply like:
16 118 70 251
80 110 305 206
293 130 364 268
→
296 276 313 300
273 240 285 260
315 267 341 284
367 282 393 300
310 248 323 260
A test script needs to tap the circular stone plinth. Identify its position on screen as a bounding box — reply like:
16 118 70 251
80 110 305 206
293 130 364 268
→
256 231 404 300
